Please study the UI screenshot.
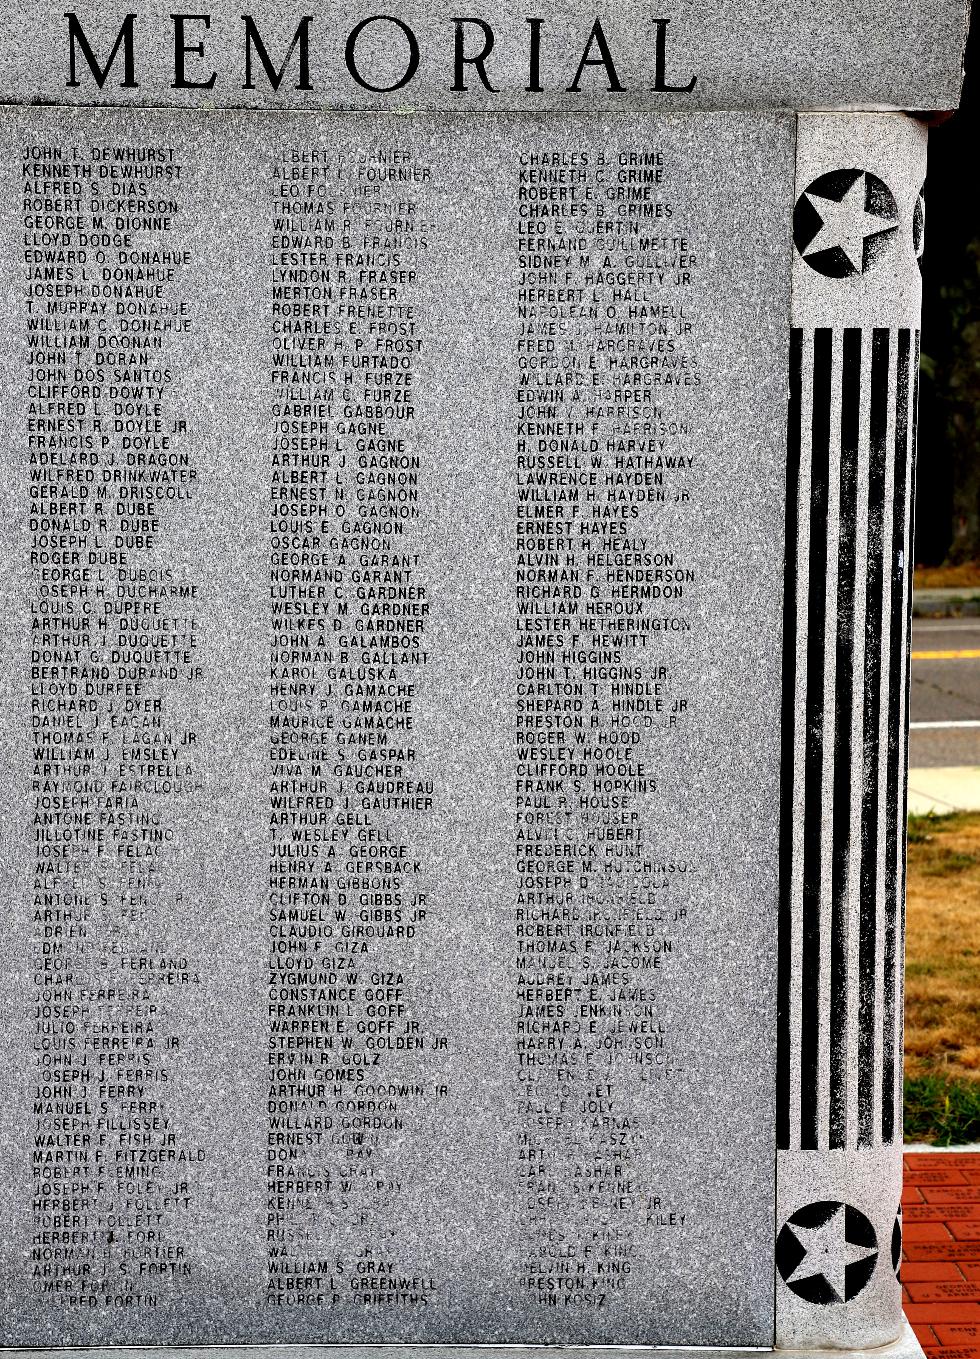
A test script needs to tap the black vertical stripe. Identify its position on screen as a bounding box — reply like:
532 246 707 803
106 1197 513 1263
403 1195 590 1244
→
857 328 890 1148
829 328 861 1148
778 329 803 1151
903 336 920 845
902 345 921 898
781 326 916 1151
882 329 912 1144
896 333 921 1142
801 328 832 1149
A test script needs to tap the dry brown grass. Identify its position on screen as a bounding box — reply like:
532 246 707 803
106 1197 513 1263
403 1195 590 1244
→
914 561 980 589
905 811 980 1082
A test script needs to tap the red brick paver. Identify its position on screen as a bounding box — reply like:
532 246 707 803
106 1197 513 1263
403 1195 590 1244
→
905 1153 980 1359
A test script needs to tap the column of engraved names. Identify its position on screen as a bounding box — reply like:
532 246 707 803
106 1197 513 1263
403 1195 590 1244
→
514 147 698 1310
23 139 205 1312
266 144 444 1315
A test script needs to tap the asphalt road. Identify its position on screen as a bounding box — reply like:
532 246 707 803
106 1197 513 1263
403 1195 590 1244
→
909 618 980 769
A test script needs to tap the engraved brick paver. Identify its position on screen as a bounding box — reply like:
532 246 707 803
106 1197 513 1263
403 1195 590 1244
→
907 1223 957 1241
905 1153 980 1359
906 1284 980 1303
906 1243 980 1261
910 1205 980 1221
906 1168 970 1185
950 1224 980 1241
905 1264 967 1282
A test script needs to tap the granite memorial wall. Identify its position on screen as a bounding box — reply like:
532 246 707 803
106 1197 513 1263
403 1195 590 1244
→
0 3 969 1352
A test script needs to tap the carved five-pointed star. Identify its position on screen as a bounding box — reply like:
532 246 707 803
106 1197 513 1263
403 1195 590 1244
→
801 173 895 273
784 1204 879 1303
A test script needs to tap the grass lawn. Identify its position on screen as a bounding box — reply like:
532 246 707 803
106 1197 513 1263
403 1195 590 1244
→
914 561 980 589
905 811 980 1143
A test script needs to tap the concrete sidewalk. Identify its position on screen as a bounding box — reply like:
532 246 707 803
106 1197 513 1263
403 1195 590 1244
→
908 769 980 815
914 589 980 619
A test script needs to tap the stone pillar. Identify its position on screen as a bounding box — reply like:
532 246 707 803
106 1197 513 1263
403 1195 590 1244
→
776 113 926 1351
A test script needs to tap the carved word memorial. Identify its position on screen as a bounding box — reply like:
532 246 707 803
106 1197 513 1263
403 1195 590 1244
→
0 2 968 1355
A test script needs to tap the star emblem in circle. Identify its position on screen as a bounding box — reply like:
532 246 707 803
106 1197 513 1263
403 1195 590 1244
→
776 1201 879 1304
793 169 899 278
892 1206 903 1280
913 183 926 273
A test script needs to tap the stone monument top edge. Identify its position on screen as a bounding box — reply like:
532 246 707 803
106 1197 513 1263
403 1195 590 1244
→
0 0 969 112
